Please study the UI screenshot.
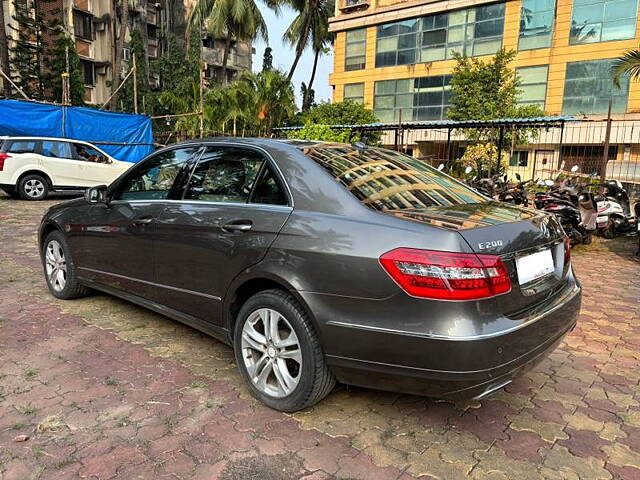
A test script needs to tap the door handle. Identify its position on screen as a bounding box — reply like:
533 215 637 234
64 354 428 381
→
132 217 154 226
222 220 253 232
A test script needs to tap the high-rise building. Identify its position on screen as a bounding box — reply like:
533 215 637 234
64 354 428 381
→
329 0 640 182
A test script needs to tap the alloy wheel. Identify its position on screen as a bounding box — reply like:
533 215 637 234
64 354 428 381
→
241 308 302 398
45 240 67 292
24 179 45 198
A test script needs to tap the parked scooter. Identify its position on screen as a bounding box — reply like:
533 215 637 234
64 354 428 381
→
595 180 638 238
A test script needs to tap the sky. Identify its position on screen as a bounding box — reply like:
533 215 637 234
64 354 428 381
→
252 2 334 106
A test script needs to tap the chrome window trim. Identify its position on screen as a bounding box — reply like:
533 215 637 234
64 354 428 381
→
195 141 295 208
108 198 293 213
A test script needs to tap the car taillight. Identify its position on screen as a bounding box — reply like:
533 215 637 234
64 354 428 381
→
564 235 571 267
0 153 9 171
379 248 511 301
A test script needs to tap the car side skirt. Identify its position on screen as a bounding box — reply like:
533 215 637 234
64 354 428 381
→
81 279 231 346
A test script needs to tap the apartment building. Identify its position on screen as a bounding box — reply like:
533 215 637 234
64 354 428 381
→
329 0 640 182
1 0 253 106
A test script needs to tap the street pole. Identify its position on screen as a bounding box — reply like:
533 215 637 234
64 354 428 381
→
133 53 138 114
62 46 70 105
599 99 613 180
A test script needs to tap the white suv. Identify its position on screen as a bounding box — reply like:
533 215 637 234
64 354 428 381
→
0 136 134 200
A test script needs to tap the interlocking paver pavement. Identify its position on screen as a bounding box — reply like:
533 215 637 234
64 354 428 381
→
1 194 639 479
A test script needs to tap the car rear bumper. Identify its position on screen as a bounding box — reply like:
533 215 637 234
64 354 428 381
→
303 274 581 398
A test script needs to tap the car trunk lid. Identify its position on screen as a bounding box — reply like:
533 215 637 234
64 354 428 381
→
388 202 569 315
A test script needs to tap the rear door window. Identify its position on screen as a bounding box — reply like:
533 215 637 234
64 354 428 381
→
184 147 265 203
6 140 38 154
73 143 110 163
303 146 485 210
250 166 288 206
40 141 73 159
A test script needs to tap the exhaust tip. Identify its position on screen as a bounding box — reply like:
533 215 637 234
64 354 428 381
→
472 379 513 401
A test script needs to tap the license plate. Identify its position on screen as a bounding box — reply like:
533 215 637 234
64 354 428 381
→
516 249 554 285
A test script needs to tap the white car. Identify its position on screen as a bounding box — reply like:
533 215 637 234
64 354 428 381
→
0 136 133 200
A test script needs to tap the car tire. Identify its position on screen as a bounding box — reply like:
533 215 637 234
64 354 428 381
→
42 230 91 300
233 289 336 412
18 174 49 200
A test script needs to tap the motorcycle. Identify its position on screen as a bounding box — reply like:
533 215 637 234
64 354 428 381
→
499 173 533 206
537 166 596 246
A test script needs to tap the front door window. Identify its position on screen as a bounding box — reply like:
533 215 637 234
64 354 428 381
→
115 147 198 201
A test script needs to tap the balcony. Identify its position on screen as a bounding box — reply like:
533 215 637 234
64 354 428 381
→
339 0 369 13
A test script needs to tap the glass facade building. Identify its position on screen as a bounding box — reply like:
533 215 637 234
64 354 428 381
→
562 59 630 114
375 3 506 67
570 0 639 44
519 0 556 50
517 65 549 108
345 29 367 71
344 83 365 104
374 76 452 123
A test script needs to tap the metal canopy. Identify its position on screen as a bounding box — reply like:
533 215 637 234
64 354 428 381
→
275 116 578 132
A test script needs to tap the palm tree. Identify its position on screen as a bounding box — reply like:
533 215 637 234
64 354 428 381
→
0 0 11 97
236 70 296 134
611 48 640 88
188 0 277 85
282 0 332 82
305 0 334 108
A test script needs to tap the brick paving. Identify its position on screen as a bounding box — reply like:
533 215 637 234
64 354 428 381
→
0 194 639 479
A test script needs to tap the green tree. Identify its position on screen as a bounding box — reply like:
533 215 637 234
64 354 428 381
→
448 48 544 165
0 0 10 97
611 48 640 88
188 0 277 85
262 46 273 71
295 100 379 144
8 0 49 99
448 49 542 123
47 35 84 105
286 123 351 142
282 0 334 86
234 69 296 134
111 0 131 108
121 29 150 112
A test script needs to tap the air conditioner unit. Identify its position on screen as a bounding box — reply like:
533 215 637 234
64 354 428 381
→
95 21 106 32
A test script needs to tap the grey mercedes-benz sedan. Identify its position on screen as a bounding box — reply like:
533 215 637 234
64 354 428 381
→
39 139 581 412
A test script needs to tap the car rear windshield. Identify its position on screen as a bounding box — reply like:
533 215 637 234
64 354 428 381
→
303 145 485 210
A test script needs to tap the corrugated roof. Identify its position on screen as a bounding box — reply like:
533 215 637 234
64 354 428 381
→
275 116 578 131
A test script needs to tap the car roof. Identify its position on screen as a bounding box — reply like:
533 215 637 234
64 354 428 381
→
1 136 96 144
169 137 353 151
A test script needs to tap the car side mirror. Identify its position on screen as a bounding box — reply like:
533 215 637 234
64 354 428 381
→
85 185 108 205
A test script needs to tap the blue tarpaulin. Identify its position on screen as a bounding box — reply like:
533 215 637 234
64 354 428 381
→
0 99 154 162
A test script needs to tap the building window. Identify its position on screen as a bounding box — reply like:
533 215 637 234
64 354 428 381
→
375 3 505 68
344 83 365 104
517 65 548 109
509 151 529 167
345 29 366 71
562 59 630 115
519 0 556 50
374 75 452 123
570 0 639 45
80 59 95 86
73 10 93 41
